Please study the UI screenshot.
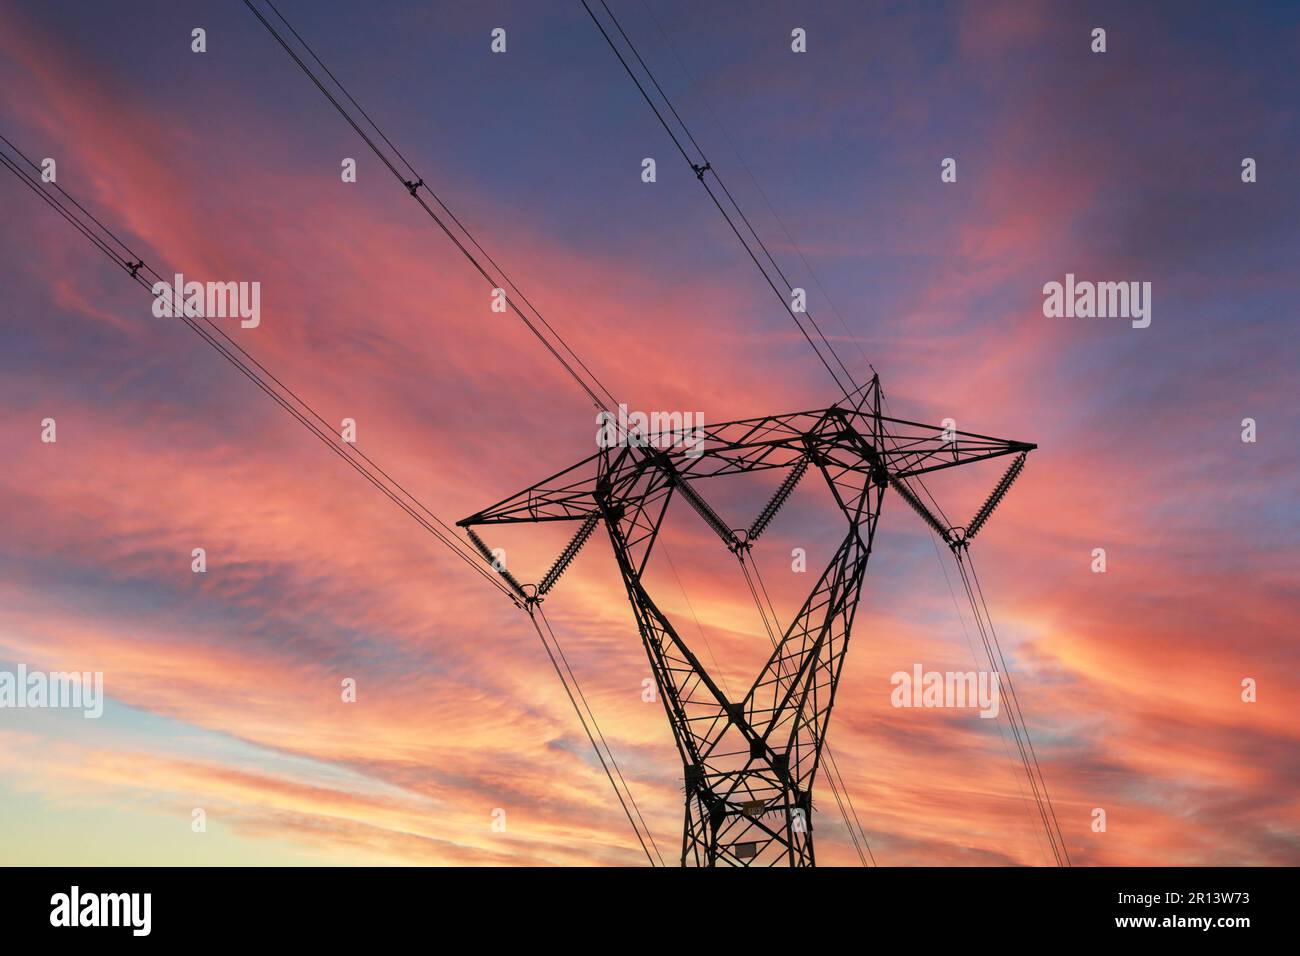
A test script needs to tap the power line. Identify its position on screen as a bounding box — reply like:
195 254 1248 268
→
246 0 621 417
579 0 858 401
1 126 668 864
952 547 1066 866
240 0 665 862
965 550 1071 864
0 134 515 605
531 607 664 865
926 529 1057 866
634 0 878 386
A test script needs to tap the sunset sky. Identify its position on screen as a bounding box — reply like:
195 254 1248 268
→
1 0 1297 866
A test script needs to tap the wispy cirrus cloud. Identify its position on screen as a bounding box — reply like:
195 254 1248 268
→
0 0 1295 867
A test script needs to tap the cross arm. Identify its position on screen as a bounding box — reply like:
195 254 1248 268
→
871 413 1036 478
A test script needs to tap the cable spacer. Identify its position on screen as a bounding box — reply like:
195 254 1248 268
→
691 162 711 181
403 178 423 197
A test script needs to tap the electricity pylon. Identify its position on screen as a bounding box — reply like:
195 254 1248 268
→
460 376 1034 866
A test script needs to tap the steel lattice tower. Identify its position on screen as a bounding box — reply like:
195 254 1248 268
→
461 377 1034 866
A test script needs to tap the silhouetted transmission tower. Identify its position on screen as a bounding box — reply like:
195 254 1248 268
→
461 376 1034 866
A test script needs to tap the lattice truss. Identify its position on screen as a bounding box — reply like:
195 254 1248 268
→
461 377 1034 866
